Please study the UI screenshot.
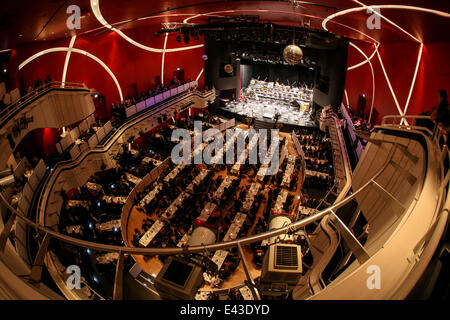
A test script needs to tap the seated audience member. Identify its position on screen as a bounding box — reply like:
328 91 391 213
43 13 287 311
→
431 89 450 134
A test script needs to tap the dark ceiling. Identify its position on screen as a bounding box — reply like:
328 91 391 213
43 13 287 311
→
0 0 448 50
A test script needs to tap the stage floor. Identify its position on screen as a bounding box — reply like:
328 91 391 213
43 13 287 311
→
221 99 316 127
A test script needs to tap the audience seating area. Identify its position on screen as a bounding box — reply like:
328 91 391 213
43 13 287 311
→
3 85 337 300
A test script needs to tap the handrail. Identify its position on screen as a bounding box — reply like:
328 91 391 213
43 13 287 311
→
0 139 400 257
2 111 448 299
381 115 448 149
33 89 211 230
0 81 89 129
321 113 352 200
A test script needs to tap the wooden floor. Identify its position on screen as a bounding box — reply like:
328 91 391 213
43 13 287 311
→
124 127 305 291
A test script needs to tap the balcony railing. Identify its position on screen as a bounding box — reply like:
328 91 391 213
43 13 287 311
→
0 81 89 129
0 114 448 299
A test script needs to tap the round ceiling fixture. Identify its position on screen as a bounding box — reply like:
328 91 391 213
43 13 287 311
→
283 44 303 65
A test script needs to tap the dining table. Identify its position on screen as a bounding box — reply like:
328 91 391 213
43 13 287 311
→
241 183 261 212
95 219 121 232
273 190 288 213
187 169 210 193
139 220 165 247
138 184 162 208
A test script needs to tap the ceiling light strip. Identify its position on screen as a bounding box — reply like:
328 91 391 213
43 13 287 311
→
402 43 424 120
161 33 168 84
79 13 198 36
90 0 204 53
352 0 421 43
19 47 69 70
195 68 204 82
349 42 376 122
19 48 123 102
70 48 123 102
323 5 449 42
347 43 379 71
344 89 350 107
376 49 406 124
61 35 77 88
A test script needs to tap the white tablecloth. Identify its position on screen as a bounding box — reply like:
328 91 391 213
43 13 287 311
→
298 205 319 216
96 252 119 264
164 164 185 183
142 157 162 166
187 169 210 193
281 162 295 187
125 172 142 185
139 220 165 247
103 195 127 204
95 219 121 232
138 184 162 208
85 182 102 192
242 183 261 212
66 225 82 235
213 176 235 200
66 200 90 210
306 169 330 179
273 190 288 213
163 192 191 218
197 202 217 222
176 233 191 247
239 286 254 300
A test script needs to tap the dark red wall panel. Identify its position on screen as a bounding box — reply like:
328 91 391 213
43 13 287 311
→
345 40 450 124
14 27 205 111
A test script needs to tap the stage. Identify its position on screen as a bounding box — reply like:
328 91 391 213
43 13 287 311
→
221 79 317 127
220 80 316 128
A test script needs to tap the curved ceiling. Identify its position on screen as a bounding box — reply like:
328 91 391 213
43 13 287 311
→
1 0 449 50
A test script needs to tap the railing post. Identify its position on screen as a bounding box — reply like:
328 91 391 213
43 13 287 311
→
0 213 17 253
329 210 370 264
113 251 125 300
30 233 51 282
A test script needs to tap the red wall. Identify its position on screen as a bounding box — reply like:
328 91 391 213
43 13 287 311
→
11 23 449 128
344 40 450 124
8 26 205 158
12 26 205 112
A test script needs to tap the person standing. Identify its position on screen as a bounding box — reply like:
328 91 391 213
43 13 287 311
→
431 90 450 133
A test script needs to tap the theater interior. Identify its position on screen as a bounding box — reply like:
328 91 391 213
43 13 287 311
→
0 0 449 302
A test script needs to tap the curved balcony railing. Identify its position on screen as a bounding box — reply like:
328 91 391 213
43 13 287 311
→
0 114 448 300
0 81 89 129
